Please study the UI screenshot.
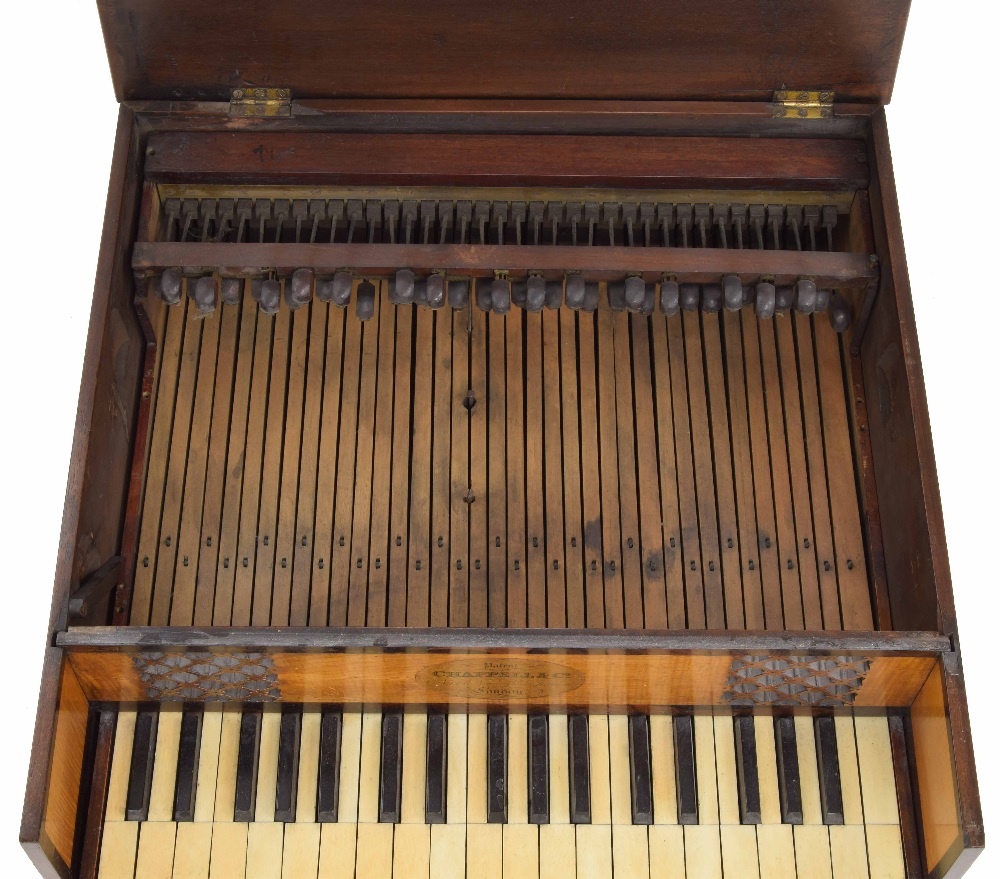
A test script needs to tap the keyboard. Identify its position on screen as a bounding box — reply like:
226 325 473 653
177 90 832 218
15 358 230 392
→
97 705 905 878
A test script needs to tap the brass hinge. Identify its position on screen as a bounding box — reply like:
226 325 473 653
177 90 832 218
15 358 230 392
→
229 87 292 118
771 90 834 120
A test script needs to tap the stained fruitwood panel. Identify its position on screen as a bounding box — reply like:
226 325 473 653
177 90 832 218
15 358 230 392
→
130 297 872 632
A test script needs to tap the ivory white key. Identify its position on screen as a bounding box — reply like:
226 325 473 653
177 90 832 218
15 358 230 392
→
402 712 428 823
607 715 631 826
318 823 357 879
339 712 363 823
193 706 222 822
357 710 383 823
539 824 575 878
612 824 649 878
254 707 282 822
754 715 782 824
431 824 466 879
713 714 740 826
107 709 137 822
576 825 612 879
830 824 870 879
98 822 139 879
282 824 320 879
135 822 177 879
865 823 905 879
447 712 468 824
548 714 570 824
854 716 899 825
756 823 796 879
794 715 823 825
213 706 242 823
649 715 676 825
694 715 719 824
588 715 612 825
148 707 183 821
209 823 248 879
684 825 722 879
508 714 529 824
793 825 833 879
467 823 502 879
393 823 431 877
246 823 283 879
356 823 393 878
648 825 685 876
297 708 321 823
467 714 488 824
721 825 760 878
172 822 211 879
503 824 539 879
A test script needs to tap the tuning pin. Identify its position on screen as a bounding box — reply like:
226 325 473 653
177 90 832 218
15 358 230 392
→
775 285 794 314
448 279 470 309
316 271 353 307
660 280 680 316
723 275 743 311
679 283 700 312
356 280 376 320
190 275 217 313
755 281 776 319
828 293 851 332
220 277 242 305
565 274 586 310
158 267 183 305
624 275 646 311
491 276 511 315
795 278 818 314
287 268 314 310
254 278 281 315
526 275 546 312
545 279 563 310
475 278 493 312
702 284 723 313
391 268 416 305
426 273 446 309
816 288 831 311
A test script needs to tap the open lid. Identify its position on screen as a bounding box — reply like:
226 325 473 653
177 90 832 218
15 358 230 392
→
98 0 910 105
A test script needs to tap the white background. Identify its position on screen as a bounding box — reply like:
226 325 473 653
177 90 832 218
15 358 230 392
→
0 3 996 876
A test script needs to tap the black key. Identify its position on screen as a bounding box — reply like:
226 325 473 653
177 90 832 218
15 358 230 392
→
487 713 508 823
379 712 403 823
233 708 262 822
734 715 762 824
568 714 591 824
317 709 342 823
274 708 302 822
125 708 159 821
673 715 698 825
775 716 803 824
628 715 653 825
173 708 203 821
425 713 448 823
529 715 549 824
815 717 844 825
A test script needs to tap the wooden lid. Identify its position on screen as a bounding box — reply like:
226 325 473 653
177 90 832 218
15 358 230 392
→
98 0 910 104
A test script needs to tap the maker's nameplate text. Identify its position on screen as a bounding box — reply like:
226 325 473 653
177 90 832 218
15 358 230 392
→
417 658 584 699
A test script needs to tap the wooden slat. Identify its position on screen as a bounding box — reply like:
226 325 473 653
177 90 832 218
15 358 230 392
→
430 307 455 627
525 309 547 627
506 311 527 628
266 303 309 625
721 310 764 628
543 309 567 628
230 305 281 626
447 307 469 627
191 301 241 626
630 313 667 630
576 310 605 628
814 316 873 630
347 290 383 625
595 297 624 629
328 301 363 626
559 309 586 629
304 302 345 626
468 305 489 628
487 311 508 627
611 310 643 629
168 308 221 625
131 299 188 625
740 310 783 628
388 304 414 627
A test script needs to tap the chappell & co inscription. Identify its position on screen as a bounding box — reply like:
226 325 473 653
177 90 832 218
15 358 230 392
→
417 657 585 699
